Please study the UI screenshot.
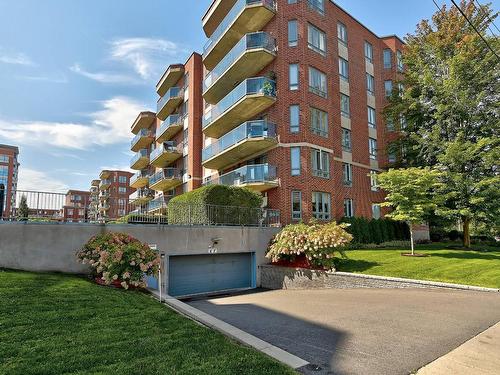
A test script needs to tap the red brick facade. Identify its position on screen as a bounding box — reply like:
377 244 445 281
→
0 144 19 218
62 190 91 222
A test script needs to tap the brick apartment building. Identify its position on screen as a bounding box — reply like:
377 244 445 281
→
62 190 91 222
0 144 19 218
129 53 204 215
88 170 135 222
130 0 405 224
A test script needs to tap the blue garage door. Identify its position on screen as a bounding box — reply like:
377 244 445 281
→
168 253 255 297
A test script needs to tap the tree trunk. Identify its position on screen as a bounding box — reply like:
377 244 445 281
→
409 222 415 256
463 217 471 248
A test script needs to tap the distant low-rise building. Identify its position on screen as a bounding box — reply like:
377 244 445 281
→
62 190 91 222
0 144 19 219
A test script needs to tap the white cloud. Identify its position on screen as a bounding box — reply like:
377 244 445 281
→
110 37 186 80
0 50 35 66
70 63 139 84
0 96 149 150
17 74 68 84
100 164 134 173
17 168 69 193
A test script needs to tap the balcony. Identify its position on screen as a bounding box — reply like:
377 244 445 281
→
99 170 111 180
131 129 155 152
147 195 172 214
157 87 183 121
99 192 110 201
156 64 184 97
203 77 276 138
130 149 150 170
206 164 278 192
150 142 183 168
100 179 111 190
131 188 155 206
130 171 150 189
149 168 183 192
203 0 277 70
202 0 238 37
156 114 185 143
91 179 100 187
131 111 156 135
202 120 277 170
99 203 110 212
204 32 276 104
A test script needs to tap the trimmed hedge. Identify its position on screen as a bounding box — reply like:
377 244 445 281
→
167 185 264 225
340 217 410 245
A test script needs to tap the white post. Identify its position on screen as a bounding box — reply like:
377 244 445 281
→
409 223 415 256
158 267 162 303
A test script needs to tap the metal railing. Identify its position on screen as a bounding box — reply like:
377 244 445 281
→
150 142 183 163
203 0 277 57
202 120 277 161
205 164 278 187
0 189 281 227
204 32 276 91
156 114 186 141
130 149 149 168
157 86 183 113
131 129 153 149
203 77 276 129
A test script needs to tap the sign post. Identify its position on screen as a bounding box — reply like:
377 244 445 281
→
0 184 4 220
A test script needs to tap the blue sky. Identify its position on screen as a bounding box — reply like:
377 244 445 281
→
0 0 497 192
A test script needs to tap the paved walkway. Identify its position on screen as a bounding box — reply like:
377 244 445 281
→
187 288 500 375
417 322 500 375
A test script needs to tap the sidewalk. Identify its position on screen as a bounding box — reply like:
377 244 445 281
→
417 322 500 375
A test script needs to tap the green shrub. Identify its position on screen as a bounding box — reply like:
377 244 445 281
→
168 185 264 225
341 217 410 244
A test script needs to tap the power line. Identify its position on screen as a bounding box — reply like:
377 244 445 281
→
450 0 500 60
471 0 499 38
472 0 500 35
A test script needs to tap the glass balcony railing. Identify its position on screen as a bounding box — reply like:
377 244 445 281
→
157 87 183 113
147 195 172 212
204 32 276 91
130 149 148 167
131 129 153 149
203 0 277 57
203 77 276 129
150 142 181 162
130 170 149 186
206 164 277 187
156 114 185 141
149 168 182 186
100 179 111 188
202 120 276 161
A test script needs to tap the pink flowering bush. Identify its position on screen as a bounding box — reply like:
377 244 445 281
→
267 221 353 270
77 232 160 289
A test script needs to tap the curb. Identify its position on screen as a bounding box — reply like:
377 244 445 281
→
148 289 309 370
333 272 500 293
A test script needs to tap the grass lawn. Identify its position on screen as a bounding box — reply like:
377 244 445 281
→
337 243 500 289
0 270 295 375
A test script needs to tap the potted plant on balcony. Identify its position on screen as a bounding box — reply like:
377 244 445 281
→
77 232 160 289
262 79 276 97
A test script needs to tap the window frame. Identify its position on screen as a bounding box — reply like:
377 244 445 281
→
291 147 301 176
312 191 331 220
369 138 378 160
340 93 350 118
311 148 330 179
337 22 348 45
342 128 352 152
288 20 298 47
308 66 328 98
289 63 299 90
366 73 375 95
364 41 373 63
342 163 353 186
289 105 300 133
307 23 327 56
291 190 302 220
339 57 349 82
343 198 354 218
310 107 328 137
383 49 392 69
368 106 376 128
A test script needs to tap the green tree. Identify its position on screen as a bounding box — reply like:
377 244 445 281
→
18 195 29 221
386 0 499 247
377 168 443 255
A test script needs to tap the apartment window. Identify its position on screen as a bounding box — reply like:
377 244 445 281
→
0 155 8 163
118 209 126 217
366 73 375 95
388 151 397 163
340 94 350 117
400 114 407 130
291 147 301 176
308 23 326 55
118 176 127 184
289 64 299 90
337 22 348 45
288 20 298 47
343 198 354 218
183 128 189 147
398 82 404 97
368 106 376 128
118 187 127 194
397 50 404 72
308 67 327 98
383 49 392 69
311 149 330 178
290 105 300 133
369 138 378 160
310 107 328 137
118 198 126 207
339 58 349 81
308 0 324 15
372 204 381 219
365 41 373 63
78 209 85 216
67 209 74 216
342 128 352 151
312 192 331 220
343 163 352 186
288 0 297 3
386 116 395 131
384 80 393 97
291 191 302 220
370 170 379 191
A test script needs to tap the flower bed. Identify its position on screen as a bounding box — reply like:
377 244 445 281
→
77 232 160 289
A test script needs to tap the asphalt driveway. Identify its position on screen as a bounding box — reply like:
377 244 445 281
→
187 288 500 375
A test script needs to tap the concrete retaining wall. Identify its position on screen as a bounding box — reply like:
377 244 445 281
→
0 222 279 284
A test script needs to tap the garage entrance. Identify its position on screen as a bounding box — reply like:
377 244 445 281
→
168 252 256 297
